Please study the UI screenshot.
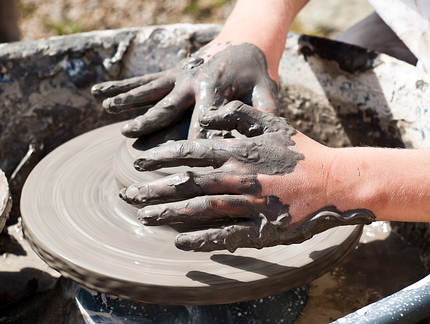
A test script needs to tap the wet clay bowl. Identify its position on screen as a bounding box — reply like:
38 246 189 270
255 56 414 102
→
21 121 363 305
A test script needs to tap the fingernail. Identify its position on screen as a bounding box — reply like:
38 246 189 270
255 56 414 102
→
122 121 141 138
175 234 195 251
102 98 113 109
103 97 125 113
119 185 139 202
137 207 159 225
91 84 101 95
199 116 210 127
103 99 119 114
134 156 159 171
133 158 147 171
119 188 127 200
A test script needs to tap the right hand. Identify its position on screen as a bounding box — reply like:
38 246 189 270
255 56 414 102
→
119 101 375 252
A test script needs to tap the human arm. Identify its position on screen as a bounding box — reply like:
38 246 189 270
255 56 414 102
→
91 0 309 138
202 0 308 84
327 146 430 223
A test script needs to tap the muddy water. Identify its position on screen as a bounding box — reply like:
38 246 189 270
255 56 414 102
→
296 222 427 323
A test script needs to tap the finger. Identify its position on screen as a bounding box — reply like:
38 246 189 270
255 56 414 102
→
134 138 232 171
138 194 263 225
102 77 175 113
175 222 261 252
120 171 260 205
252 83 279 115
187 110 230 140
200 100 289 136
91 72 164 99
121 87 193 138
187 82 219 139
187 108 205 139
189 71 235 139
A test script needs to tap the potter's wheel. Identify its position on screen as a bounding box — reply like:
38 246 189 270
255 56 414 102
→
21 121 362 305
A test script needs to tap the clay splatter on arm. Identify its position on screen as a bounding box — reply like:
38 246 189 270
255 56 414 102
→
120 102 375 252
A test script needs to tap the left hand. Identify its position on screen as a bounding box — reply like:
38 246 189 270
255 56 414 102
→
91 42 278 139
120 101 375 252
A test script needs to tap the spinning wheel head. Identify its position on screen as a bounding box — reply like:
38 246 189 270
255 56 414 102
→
21 121 362 305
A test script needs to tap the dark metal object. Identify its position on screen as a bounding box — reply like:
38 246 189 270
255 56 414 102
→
298 35 378 74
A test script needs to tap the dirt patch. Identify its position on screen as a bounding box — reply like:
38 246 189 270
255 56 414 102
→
16 0 373 40
18 0 234 40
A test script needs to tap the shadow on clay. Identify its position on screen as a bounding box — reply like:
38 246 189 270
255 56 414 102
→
211 254 297 277
186 271 243 285
308 245 339 261
186 254 298 286
132 111 192 152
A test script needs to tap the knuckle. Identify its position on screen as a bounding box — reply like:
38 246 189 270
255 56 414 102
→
206 197 219 210
175 171 195 184
227 100 244 112
176 141 193 157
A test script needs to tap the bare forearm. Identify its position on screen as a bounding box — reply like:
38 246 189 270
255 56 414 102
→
329 147 430 222
213 0 308 82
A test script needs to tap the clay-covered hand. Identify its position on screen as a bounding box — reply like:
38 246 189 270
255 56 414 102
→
91 43 278 139
120 101 375 252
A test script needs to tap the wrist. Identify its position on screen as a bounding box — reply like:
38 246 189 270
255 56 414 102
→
330 147 430 222
213 0 308 83
325 147 409 222
325 148 375 215
200 36 281 85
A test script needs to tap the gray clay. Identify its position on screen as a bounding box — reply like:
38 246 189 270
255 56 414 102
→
121 102 375 252
91 43 278 139
0 169 11 233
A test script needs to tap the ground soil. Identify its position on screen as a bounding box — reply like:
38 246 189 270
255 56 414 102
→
16 0 373 40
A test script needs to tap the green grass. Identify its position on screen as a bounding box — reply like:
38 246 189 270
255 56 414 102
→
44 19 84 36
184 0 199 14
18 1 37 18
